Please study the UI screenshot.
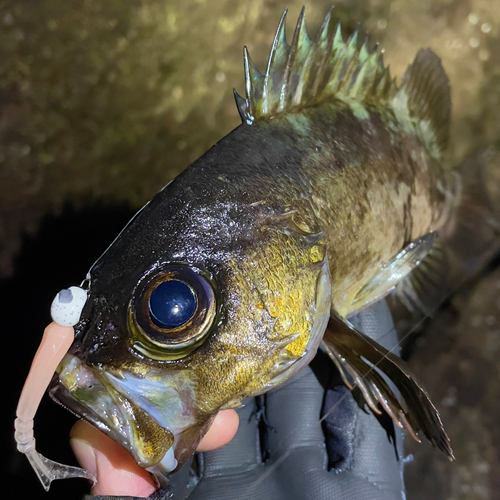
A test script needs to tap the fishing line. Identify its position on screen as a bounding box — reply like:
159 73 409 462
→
86 199 151 275
319 309 431 423
240 295 448 492
318 238 500 425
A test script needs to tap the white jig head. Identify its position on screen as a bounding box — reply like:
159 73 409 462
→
51 286 88 327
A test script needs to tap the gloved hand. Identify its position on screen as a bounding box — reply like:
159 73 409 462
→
83 300 406 500
165 299 406 500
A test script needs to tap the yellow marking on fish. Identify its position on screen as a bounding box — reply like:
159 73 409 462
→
310 244 326 263
285 330 309 357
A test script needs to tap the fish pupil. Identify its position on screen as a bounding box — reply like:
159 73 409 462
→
149 280 196 329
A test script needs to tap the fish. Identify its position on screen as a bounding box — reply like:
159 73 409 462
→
48 7 500 480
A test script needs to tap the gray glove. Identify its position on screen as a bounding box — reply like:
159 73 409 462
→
165 300 406 500
85 300 406 500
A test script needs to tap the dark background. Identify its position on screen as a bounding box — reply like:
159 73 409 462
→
2 1 500 499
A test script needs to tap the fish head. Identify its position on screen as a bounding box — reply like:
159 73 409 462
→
49 175 332 474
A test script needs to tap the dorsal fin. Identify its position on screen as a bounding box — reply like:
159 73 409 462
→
234 8 397 125
391 48 451 158
234 10 451 160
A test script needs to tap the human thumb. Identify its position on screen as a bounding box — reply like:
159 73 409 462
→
70 420 157 498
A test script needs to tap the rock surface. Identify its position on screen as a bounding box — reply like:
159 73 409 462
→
1 0 500 276
405 265 500 500
2 1 500 499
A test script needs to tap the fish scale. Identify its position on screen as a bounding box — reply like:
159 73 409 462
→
43 8 500 485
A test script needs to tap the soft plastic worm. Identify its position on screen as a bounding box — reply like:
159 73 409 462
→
14 287 97 491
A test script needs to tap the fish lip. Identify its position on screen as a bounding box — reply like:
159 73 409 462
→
50 377 178 484
48 356 141 463
49 355 178 469
48 374 132 451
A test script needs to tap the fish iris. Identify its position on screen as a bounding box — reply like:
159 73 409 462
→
149 280 196 329
132 265 217 355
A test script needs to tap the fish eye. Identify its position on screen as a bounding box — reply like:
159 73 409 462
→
149 280 197 329
130 266 217 359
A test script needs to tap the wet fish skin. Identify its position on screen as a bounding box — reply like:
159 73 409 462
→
64 115 334 465
57 102 440 465
49 11 471 471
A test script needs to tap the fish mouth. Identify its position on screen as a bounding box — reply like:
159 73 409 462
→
49 354 175 470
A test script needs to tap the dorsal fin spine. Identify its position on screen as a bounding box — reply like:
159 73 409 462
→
293 11 330 106
280 7 312 111
238 6 451 151
340 34 363 95
359 40 370 62
307 12 333 101
244 47 264 120
349 55 370 97
233 89 250 124
347 30 359 50
263 10 289 116
333 23 343 49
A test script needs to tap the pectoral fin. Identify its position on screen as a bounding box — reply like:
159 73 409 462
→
351 232 437 313
394 237 450 317
394 149 500 321
322 311 454 460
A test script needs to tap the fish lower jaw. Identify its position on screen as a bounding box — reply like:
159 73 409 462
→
53 354 175 469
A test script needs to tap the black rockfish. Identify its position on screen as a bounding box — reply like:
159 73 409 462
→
49 8 500 477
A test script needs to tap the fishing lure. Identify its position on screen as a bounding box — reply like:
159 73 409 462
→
14 286 95 490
